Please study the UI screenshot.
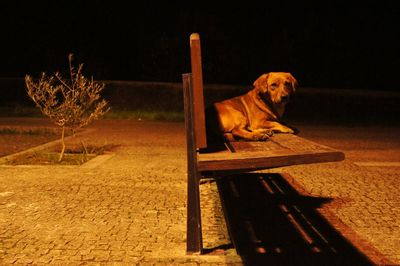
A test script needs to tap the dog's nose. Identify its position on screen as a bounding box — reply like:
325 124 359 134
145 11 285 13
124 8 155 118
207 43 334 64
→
281 95 289 102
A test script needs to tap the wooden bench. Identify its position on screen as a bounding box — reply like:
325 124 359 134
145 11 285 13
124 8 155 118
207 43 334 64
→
182 33 345 254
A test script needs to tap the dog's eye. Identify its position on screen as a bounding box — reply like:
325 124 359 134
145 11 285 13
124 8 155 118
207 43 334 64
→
284 82 292 88
270 83 278 90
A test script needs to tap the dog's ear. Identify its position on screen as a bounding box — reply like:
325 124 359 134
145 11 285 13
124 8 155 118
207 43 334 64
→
288 73 298 93
253 73 269 93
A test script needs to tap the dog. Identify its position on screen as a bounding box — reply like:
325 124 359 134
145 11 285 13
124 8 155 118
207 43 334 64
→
212 72 298 141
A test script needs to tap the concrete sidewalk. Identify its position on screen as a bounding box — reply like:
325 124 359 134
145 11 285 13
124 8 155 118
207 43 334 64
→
1 119 400 265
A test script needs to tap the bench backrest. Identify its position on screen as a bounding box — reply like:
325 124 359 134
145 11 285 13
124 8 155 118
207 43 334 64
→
188 33 207 150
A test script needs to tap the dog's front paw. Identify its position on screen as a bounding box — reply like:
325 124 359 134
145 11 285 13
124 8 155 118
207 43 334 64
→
282 128 295 134
273 126 294 134
252 133 270 141
265 129 274 137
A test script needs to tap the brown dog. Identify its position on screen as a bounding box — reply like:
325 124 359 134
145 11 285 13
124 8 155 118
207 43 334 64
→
213 72 298 141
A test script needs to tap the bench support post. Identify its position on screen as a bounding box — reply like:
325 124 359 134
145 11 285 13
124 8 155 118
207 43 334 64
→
183 73 203 254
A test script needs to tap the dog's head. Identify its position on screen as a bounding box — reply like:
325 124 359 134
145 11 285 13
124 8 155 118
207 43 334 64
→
253 72 298 105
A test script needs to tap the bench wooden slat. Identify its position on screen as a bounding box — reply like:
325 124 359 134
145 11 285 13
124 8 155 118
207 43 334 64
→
190 33 207 149
230 134 337 153
182 73 203 253
197 134 344 172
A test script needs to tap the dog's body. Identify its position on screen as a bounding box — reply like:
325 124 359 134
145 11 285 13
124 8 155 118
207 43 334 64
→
213 72 297 141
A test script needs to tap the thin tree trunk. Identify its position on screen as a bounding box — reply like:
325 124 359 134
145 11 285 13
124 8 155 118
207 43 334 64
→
58 126 66 162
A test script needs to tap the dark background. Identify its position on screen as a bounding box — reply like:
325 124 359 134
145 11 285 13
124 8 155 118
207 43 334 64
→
1 1 399 90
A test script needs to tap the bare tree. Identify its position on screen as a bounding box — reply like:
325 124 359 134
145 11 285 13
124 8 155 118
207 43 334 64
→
25 54 109 162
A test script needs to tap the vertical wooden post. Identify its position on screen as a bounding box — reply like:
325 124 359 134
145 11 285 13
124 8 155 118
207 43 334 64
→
190 33 207 149
183 73 203 254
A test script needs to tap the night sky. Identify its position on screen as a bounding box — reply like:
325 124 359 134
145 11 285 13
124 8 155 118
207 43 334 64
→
1 1 399 90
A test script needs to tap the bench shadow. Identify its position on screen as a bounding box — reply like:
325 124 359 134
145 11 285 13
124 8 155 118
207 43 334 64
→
215 173 374 266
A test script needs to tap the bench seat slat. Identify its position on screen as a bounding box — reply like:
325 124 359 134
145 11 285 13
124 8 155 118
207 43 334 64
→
198 134 344 172
230 134 337 153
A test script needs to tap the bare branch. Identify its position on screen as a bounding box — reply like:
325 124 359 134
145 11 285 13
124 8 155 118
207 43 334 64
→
25 54 109 161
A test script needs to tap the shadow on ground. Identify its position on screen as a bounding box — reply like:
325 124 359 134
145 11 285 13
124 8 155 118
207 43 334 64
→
214 173 374 266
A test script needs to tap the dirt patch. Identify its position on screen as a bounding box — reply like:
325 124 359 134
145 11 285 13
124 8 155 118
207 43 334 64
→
6 152 97 165
2 133 119 165
0 127 60 157
0 120 120 165
6 142 117 165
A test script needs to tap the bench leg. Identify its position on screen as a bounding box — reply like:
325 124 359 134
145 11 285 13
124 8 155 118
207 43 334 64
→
186 167 203 254
183 73 203 254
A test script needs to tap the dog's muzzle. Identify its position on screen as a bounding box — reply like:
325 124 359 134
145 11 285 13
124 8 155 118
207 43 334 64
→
281 95 289 103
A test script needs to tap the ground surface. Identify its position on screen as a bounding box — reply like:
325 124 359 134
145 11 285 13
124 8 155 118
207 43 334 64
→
0 118 399 265
0 119 59 157
0 134 58 158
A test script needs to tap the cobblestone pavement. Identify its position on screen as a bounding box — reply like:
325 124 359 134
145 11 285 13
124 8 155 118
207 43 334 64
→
0 119 240 265
0 119 400 265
